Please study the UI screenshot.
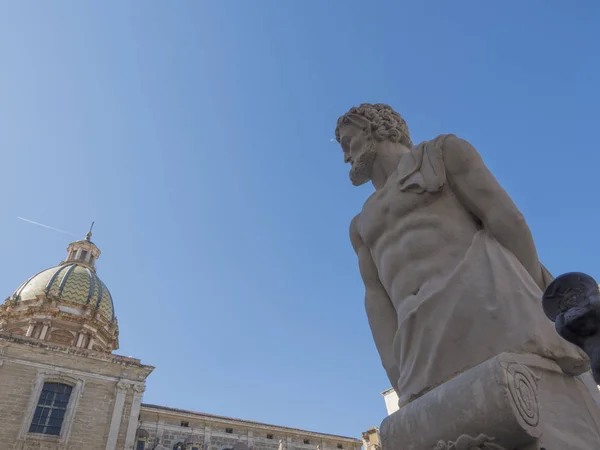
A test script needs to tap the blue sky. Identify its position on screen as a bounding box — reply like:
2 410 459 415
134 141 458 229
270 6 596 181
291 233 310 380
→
1 0 599 438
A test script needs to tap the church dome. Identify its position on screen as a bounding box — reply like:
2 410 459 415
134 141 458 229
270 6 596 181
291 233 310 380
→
0 226 120 352
12 263 114 322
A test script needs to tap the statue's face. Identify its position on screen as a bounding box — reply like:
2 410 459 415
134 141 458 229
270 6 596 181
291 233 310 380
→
338 123 377 186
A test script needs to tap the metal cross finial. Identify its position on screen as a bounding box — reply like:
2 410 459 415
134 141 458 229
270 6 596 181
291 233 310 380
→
86 221 95 241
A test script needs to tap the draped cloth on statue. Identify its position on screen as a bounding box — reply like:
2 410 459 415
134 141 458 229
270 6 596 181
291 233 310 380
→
392 136 589 407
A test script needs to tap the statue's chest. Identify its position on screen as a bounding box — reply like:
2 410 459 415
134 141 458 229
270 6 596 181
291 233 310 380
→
359 181 442 247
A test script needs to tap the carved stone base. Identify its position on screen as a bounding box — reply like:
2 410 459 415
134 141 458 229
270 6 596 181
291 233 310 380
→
380 353 600 450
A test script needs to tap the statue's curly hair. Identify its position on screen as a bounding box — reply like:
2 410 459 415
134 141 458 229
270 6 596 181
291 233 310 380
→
335 103 413 148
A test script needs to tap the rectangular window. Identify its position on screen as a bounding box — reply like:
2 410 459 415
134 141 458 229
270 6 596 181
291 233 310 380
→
304 440 310 445
337 445 343 449
192 447 199 450
79 250 88 261
225 428 233 434
32 325 42 339
29 382 72 436
267 434 274 439
136 441 146 450
181 421 189 427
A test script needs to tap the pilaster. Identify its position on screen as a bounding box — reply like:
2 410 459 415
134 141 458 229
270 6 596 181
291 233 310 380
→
105 380 130 450
124 384 146 450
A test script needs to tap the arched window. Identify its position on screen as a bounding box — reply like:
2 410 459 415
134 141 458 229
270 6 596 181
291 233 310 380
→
28 382 73 436
136 428 150 450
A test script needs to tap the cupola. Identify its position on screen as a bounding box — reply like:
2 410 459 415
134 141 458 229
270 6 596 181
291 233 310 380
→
64 228 102 268
0 226 119 352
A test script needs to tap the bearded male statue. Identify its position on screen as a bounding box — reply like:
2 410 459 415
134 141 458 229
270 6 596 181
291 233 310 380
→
336 103 588 407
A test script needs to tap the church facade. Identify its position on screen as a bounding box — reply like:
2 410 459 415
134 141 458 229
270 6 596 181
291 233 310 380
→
0 234 363 450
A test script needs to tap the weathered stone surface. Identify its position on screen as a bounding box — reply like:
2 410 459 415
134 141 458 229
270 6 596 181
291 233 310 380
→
0 333 152 450
432 434 506 450
336 103 589 407
380 352 600 450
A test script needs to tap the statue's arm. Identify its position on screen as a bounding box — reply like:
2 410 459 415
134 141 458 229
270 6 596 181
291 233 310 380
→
350 216 400 394
442 135 545 289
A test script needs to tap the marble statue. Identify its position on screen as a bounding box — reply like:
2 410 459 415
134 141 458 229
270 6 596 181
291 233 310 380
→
278 439 286 450
336 103 588 407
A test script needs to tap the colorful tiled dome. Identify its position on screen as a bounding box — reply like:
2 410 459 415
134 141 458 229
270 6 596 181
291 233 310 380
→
12 263 115 322
1 228 119 352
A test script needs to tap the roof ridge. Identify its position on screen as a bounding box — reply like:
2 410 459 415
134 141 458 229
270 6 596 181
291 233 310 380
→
140 404 361 442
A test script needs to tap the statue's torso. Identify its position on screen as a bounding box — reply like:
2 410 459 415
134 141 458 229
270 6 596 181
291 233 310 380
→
353 138 588 406
356 155 479 311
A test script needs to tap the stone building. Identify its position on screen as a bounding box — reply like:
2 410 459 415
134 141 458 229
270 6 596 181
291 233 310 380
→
0 233 363 450
360 428 380 450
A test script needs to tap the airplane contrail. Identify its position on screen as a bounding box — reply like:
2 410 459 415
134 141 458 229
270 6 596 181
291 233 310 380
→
17 217 78 237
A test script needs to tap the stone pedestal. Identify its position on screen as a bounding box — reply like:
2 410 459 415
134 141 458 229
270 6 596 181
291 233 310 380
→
380 353 600 450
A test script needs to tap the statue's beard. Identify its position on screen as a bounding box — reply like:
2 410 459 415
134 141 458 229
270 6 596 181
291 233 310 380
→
349 141 377 186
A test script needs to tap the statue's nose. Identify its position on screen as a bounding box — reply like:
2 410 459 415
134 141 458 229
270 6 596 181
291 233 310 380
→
344 154 351 163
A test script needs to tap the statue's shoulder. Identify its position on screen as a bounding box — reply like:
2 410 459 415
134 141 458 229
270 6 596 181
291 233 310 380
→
349 190 377 238
408 134 478 190
350 214 360 232
350 211 369 236
422 134 482 165
431 133 457 142
412 134 455 157
349 214 364 250
423 134 458 150
430 134 480 153
404 136 452 193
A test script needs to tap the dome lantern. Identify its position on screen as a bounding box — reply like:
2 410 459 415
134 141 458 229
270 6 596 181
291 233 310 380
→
64 222 100 269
